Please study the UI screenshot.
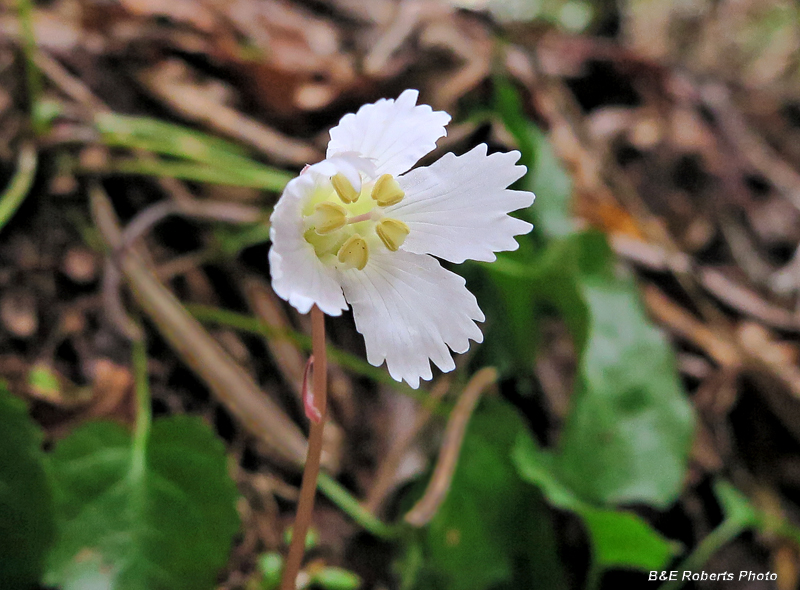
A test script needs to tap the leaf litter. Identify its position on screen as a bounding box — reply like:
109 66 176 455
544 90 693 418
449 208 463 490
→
3 0 800 589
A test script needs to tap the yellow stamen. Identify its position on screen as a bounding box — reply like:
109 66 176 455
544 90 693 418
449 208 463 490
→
304 228 343 258
371 174 404 207
337 234 369 270
331 173 359 204
375 218 410 252
311 202 347 234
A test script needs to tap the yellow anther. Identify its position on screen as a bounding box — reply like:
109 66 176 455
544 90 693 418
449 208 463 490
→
371 174 404 207
337 234 369 270
311 202 347 234
304 228 342 258
375 218 410 252
331 173 359 204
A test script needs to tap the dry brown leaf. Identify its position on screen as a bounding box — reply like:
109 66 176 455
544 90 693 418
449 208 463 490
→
119 0 217 32
85 358 135 421
210 0 355 113
139 60 321 166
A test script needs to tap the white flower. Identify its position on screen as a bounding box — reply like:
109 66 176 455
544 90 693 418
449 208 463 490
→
269 90 534 388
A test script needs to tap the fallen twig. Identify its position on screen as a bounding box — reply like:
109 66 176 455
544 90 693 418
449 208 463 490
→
91 183 308 468
404 368 497 527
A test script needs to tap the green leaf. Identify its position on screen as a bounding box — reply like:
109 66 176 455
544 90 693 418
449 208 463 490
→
581 509 676 570
493 78 536 174
96 113 249 163
477 242 542 373
482 236 588 372
527 125 575 239
714 481 760 528
528 236 590 347
45 416 240 590
27 363 61 398
0 384 55 588
513 434 676 571
214 222 272 256
94 113 292 191
488 231 693 508
553 233 695 507
476 82 578 374
0 141 37 234
494 78 574 239
257 553 283 590
712 480 800 546
408 399 566 590
488 232 694 506
311 566 362 590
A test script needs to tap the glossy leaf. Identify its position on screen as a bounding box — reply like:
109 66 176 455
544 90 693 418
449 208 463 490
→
45 416 239 590
581 509 676 570
553 233 695 507
527 124 575 239
714 480 760 528
0 384 55 588
407 399 566 590
713 480 800 546
494 77 575 239
477 85 578 374
478 242 542 373
491 231 694 507
514 433 676 571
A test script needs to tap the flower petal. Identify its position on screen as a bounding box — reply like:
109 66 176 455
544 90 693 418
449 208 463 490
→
327 89 451 177
389 144 534 263
269 172 348 316
307 153 376 193
339 250 484 388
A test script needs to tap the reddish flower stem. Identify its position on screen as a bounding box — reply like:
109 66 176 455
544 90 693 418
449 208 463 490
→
280 305 328 590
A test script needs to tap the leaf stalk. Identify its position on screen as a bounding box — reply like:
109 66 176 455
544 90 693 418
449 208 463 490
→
281 306 328 590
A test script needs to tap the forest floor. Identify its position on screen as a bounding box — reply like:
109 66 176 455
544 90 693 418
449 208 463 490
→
4 1 800 589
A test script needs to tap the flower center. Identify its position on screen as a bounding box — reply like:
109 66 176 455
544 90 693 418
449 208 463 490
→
303 173 410 270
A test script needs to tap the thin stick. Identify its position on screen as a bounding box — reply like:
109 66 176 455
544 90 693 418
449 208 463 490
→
363 377 451 515
404 367 497 527
280 305 327 590
0 141 37 233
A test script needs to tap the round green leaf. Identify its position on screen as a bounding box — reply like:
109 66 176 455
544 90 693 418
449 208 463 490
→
554 247 695 507
45 415 240 590
525 232 695 508
0 385 55 588
409 400 566 590
514 434 677 571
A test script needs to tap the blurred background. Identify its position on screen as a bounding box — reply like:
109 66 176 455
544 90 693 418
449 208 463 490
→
3 0 800 589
